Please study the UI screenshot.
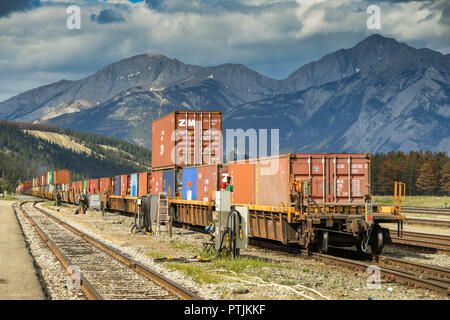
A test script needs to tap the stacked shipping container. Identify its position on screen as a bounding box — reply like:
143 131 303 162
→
152 111 223 168
227 153 371 206
151 111 224 200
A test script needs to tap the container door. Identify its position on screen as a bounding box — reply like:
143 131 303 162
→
138 173 148 197
229 163 255 204
114 176 121 196
290 155 327 204
152 172 163 194
121 175 127 196
182 167 197 200
197 165 219 202
330 155 370 203
162 170 175 197
255 157 290 206
130 174 138 197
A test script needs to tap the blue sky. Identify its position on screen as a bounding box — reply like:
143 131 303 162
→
0 0 449 101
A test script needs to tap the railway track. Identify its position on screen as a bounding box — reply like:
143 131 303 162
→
17 201 200 300
404 217 450 228
316 253 449 295
249 239 450 296
402 207 450 217
388 230 450 254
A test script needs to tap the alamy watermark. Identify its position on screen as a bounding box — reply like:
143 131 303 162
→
66 265 81 290
366 265 382 289
161 127 280 175
367 5 381 30
66 5 81 30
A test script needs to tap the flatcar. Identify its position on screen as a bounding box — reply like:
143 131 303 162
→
17 111 404 255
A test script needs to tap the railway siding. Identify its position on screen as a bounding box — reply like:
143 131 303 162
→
16 201 449 300
18 202 199 300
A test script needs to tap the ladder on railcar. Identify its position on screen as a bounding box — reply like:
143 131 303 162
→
156 192 171 236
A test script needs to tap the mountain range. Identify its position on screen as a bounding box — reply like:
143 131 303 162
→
0 34 449 155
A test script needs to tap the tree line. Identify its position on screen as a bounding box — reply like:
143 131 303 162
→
0 120 151 192
371 151 449 196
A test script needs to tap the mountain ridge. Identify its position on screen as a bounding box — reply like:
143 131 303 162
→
1 34 449 154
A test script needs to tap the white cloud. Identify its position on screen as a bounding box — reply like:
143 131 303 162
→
0 0 449 101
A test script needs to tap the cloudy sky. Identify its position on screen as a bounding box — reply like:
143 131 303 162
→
0 0 449 101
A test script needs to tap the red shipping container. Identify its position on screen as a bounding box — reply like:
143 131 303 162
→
196 165 228 202
77 181 83 193
151 171 163 194
152 111 223 169
89 180 94 194
229 162 255 204
288 153 370 203
100 177 113 194
147 173 152 194
227 153 370 206
120 175 128 196
89 179 99 194
54 170 70 185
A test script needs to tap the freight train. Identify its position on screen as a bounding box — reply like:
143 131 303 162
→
17 111 404 255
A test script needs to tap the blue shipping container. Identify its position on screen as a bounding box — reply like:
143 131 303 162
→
182 167 197 200
130 174 138 197
114 176 121 196
162 170 174 197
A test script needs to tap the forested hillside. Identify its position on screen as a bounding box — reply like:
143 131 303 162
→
0 120 151 192
372 151 449 196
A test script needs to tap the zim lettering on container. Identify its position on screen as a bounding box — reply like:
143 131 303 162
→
152 111 223 168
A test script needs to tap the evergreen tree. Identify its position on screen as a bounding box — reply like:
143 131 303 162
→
440 161 450 195
416 154 440 195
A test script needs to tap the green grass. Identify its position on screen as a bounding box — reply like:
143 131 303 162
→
41 200 54 208
169 240 192 250
163 254 283 285
214 256 279 274
373 196 450 208
0 195 18 201
165 263 223 284
146 250 166 259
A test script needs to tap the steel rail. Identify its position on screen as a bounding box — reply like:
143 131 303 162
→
376 256 450 282
390 236 450 253
248 239 449 295
405 218 450 228
386 230 450 254
32 202 201 300
391 230 450 242
313 252 449 295
403 206 450 213
17 202 102 300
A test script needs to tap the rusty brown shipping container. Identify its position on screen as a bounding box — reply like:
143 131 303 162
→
151 171 163 194
152 111 223 169
120 175 128 196
53 170 70 185
196 164 228 202
229 162 255 204
100 177 113 194
228 153 370 206
89 179 100 194
138 172 152 197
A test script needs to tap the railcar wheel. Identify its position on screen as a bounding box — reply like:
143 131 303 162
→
369 227 384 255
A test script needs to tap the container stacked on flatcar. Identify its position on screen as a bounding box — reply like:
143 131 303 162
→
150 111 223 200
16 109 403 254
18 169 70 199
